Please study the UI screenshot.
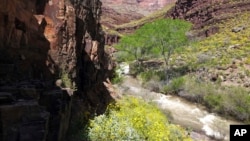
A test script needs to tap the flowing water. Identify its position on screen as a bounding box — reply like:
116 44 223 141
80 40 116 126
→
114 75 242 141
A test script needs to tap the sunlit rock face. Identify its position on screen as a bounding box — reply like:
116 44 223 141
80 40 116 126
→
167 0 250 37
0 0 114 141
101 0 177 15
137 0 176 9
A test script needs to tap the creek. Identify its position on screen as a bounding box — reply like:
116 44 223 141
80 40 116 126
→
114 75 242 141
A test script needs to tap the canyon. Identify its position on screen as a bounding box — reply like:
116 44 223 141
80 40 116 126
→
1 0 250 141
103 0 250 45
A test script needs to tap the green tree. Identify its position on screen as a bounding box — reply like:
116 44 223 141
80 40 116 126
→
115 31 152 63
139 19 192 68
115 19 192 69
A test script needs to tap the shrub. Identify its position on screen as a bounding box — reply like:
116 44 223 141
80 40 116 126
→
60 71 73 88
139 70 155 82
162 77 185 94
171 76 250 122
221 87 250 121
139 70 166 83
204 94 223 112
87 96 191 141
111 71 123 84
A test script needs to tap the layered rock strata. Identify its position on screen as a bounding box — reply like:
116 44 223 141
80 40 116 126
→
0 0 114 141
167 0 250 37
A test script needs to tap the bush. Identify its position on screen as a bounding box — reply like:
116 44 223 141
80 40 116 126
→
204 94 223 112
139 70 166 83
138 70 167 92
139 70 155 82
162 77 185 94
60 71 73 88
221 87 250 121
87 96 191 141
111 71 123 84
170 76 250 122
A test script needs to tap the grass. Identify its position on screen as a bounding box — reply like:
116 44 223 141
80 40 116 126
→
102 25 123 37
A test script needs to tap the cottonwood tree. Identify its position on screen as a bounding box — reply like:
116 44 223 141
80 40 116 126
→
115 31 152 63
115 19 191 69
139 19 192 68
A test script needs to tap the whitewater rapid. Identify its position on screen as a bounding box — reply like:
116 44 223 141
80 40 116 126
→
115 75 241 141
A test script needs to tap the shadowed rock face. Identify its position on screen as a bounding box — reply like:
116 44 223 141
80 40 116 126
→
0 0 114 141
167 0 250 37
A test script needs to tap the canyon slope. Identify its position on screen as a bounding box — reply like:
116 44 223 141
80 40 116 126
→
167 0 250 37
101 0 177 44
102 0 250 43
102 0 176 16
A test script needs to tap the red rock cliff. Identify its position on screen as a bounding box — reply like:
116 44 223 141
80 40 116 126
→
0 0 114 141
167 0 250 37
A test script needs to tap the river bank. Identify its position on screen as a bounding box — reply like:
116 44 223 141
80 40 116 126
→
114 75 241 141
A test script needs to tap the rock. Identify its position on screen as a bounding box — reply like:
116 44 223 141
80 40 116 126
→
0 86 19 95
210 73 218 82
229 44 241 49
0 0 114 141
167 0 250 37
0 101 49 141
19 87 39 100
0 64 15 75
230 64 237 69
0 92 15 104
55 79 63 87
232 26 246 33
102 0 176 15
219 75 225 82
243 82 250 87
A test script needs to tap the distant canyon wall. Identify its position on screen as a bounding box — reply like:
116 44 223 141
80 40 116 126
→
102 0 177 15
167 0 250 37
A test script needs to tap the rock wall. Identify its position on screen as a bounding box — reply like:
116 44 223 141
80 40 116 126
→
0 0 114 141
102 0 176 14
167 0 250 37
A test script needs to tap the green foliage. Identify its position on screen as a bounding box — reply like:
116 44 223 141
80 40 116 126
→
170 12 250 70
169 76 250 122
115 19 192 66
87 96 191 141
138 71 153 82
60 71 72 88
204 94 223 112
59 70 77 90
138 70 166 83
220 88 250 121
111 71 123 84
162 77 185 94
141 19 192 66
